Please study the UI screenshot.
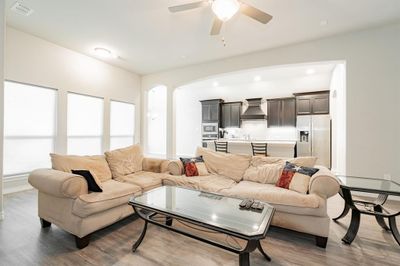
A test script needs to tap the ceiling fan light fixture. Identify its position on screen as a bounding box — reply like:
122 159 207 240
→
211 0 240 22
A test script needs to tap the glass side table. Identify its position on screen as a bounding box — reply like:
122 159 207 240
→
334 175 400 245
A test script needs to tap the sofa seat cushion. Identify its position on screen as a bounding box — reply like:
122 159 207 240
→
72 180 141 218
223 181 320 209
119 171 166 191
163 174 236 193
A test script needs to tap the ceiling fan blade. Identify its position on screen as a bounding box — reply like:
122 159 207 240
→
168 1 208 13
240 3 273 24
210 17 223 35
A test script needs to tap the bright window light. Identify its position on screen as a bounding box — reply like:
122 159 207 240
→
3 81 57 176
67 93 104 155
110 100 135 150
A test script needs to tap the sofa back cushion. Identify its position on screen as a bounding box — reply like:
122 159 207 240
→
250 156 317 168
50 153 112 182
195 147 251 182
243 163 284 184
104 144 143 180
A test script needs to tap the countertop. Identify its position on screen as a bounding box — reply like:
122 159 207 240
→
206 139 297 145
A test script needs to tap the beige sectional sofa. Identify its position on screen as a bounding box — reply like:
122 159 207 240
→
165 147 340 248
29 146 170 248
29 145 339 249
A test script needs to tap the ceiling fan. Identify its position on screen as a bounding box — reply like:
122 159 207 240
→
168 0 273 35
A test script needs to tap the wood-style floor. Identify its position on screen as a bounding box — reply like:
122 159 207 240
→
0 189 399 266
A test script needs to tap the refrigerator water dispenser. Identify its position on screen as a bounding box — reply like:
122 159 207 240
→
299 131 309 142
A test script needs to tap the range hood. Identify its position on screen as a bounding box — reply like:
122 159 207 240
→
241 98 267 120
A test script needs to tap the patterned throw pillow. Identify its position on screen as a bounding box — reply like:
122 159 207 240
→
179 156 209 177
275 162 319 194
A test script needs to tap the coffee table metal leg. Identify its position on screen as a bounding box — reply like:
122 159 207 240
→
389 216 400 245
342 209 361 245
166 216 173 226
257 241 271 261
239 252 250 266
333 202 350 221
132 220 148 252
373 205 390 231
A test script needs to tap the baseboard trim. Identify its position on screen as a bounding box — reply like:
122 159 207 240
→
3 174 33 195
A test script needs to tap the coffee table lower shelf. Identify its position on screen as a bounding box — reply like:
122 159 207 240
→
130 204 273 266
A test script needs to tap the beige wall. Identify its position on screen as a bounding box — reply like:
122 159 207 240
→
0 1 5 219
5 27 142 153
142 22 400 180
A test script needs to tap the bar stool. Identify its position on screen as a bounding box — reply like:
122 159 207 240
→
251 143 268 156
214 141 228 153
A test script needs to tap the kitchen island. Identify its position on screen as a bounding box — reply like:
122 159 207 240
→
206 139 297 157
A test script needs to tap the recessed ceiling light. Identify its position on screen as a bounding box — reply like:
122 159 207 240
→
254 76 261 82
93 47 117 59
320 20 328 26
213 81 219 87
306 69 316 75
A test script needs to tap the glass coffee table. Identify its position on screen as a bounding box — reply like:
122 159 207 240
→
334 175 400 245
128 186 275 266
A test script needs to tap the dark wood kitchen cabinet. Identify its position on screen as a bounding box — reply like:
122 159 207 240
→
294 91 330 115
221 102 242 128
200 99 223 123
267 98 296 127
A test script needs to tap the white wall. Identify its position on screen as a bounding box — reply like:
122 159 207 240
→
175 69 332 156
329 64 347 175
0 1 5 219
142 22 400 179
3 27 141 193
5 27 141 150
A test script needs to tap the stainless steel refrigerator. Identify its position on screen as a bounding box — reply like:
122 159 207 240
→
297 115 331 168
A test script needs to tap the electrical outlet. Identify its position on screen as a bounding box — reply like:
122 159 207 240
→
383 174 391 181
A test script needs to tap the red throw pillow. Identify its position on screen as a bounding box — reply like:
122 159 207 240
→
275 169 296 189
184 162 199 177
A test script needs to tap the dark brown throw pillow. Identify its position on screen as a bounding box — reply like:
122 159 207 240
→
180 156 208 177
72 170 103 192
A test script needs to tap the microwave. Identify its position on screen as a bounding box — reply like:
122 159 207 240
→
202 123 219 135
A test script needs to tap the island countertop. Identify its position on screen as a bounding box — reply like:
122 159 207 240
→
205 139 297 157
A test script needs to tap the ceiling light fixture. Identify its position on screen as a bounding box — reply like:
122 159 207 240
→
213 81 219 87
254 76 261 82
211 0 240 22
306 69 316 75
93 47 117 59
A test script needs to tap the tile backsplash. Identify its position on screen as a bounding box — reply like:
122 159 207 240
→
224 120 297 141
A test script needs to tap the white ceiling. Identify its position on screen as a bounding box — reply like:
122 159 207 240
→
178 62 336 93
5 0 400 74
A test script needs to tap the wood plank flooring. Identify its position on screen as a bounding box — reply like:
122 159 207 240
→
0 189 399 266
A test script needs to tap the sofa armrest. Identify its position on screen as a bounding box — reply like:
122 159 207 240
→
142 157 170 173
168 160 184 176
308 166 340 199
28 169 88 199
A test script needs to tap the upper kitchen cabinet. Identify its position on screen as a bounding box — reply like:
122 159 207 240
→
200 99 223 123
221 102 242 128
267 98 296 127
294 91 330 115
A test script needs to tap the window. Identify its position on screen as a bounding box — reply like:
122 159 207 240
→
110 100 135 150
3 81 57 176
147 85 167 156
67 93 103 155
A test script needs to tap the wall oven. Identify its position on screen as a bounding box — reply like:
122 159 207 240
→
201 123 219 148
